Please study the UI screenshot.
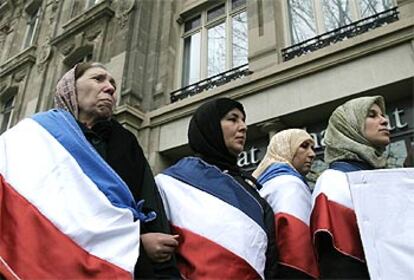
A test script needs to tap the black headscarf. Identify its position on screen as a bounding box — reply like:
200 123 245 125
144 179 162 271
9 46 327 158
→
188 98 245 172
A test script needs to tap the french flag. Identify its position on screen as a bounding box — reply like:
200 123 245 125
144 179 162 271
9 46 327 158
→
310 169 365 262
155 157 268 280
0 110 141 279
258 164 319 278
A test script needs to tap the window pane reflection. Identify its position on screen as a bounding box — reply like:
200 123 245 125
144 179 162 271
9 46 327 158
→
24 8 40 48
207 4 225 22
208 22 226 77
183 32 201 86
358 0 393 18
185 15 201 32
322 0 352 31
232 0 246 10
232 11 248 67
288 0 317 44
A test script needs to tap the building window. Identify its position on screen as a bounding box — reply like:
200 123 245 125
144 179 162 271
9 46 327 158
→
23 7 41 48
86 0 101 9
182 0 247 86
1 95 15 133
287 0 394 45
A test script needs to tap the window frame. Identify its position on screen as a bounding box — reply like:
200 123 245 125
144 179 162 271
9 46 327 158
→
22 6 41 49
0 94 15 133
284 0 396 46
180 0 248 87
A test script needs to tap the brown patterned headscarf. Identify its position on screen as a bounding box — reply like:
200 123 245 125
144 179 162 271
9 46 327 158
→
54 65 79 119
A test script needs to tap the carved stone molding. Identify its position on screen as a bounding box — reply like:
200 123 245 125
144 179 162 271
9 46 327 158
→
0 46 36 78
37 39 52 72
61 41 75 55
0 82 6 93
114 0 135 29
0 23 10 34
51 0 113 60
0 76 12 94
85 27 102 41
13 69 27 82
48 0 59 26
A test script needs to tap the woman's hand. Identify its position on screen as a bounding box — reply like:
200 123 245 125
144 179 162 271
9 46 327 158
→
141 233 180 263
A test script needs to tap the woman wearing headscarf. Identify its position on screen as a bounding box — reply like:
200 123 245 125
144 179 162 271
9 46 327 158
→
0 63 180 278
155 98 278 279
311 95 390 278
253 129 319 279
54 62 180 279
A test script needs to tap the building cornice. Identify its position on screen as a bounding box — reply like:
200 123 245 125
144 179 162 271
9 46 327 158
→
0 46 36 78
113 104 146 132
50 0 114 47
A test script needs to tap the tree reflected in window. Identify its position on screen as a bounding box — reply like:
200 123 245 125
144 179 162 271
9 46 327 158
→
287 0 395 45
182 0 248 86
322 0 352 31
232 11 248 68
288 0 317 44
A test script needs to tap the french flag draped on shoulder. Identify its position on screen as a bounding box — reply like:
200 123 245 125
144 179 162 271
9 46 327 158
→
347 168 414 280
258 163 319 278
155 157 267 280
0 109 141 279
310 168 364 261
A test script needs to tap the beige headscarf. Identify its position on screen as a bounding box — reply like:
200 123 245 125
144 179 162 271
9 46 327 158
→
253 129 314 179
324 95 387 168
54 65 79 119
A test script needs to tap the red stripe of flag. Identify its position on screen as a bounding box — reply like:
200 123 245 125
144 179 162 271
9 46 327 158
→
0 175 130 279
311 193 365 261
172 225 260 280
275 212 319 278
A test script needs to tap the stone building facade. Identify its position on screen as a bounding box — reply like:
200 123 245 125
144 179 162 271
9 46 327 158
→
0 0 413 180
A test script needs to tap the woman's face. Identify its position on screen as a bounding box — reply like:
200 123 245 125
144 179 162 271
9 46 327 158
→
291 139 315 176
221 108 247 156
76 67 117 125
363 103 390 148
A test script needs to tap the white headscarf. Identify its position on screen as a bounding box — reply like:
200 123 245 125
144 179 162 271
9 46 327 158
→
253 129 314 178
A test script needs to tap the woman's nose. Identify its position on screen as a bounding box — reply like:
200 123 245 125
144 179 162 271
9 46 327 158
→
239 121 247 131
380 115 389 126
103 82 115 96
309 149 316 158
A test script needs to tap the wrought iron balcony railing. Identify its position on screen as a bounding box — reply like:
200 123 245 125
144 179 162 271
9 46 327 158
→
281 7 399 61
170 63 252 103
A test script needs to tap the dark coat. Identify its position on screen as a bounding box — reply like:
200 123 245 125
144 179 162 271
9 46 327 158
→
79 119 180 279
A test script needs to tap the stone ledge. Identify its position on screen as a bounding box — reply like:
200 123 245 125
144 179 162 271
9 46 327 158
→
0 46 36 77
51 0 114 46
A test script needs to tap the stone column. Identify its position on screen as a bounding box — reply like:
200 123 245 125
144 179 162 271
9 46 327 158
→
247 0 286 72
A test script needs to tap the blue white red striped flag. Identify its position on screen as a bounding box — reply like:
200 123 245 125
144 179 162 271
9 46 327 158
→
155 157 268 280
259 164 319 278
0 110 140 279
311 169 365 262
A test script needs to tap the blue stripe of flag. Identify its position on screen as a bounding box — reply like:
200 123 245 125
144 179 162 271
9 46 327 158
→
32 109 139 219
163 157 265 231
